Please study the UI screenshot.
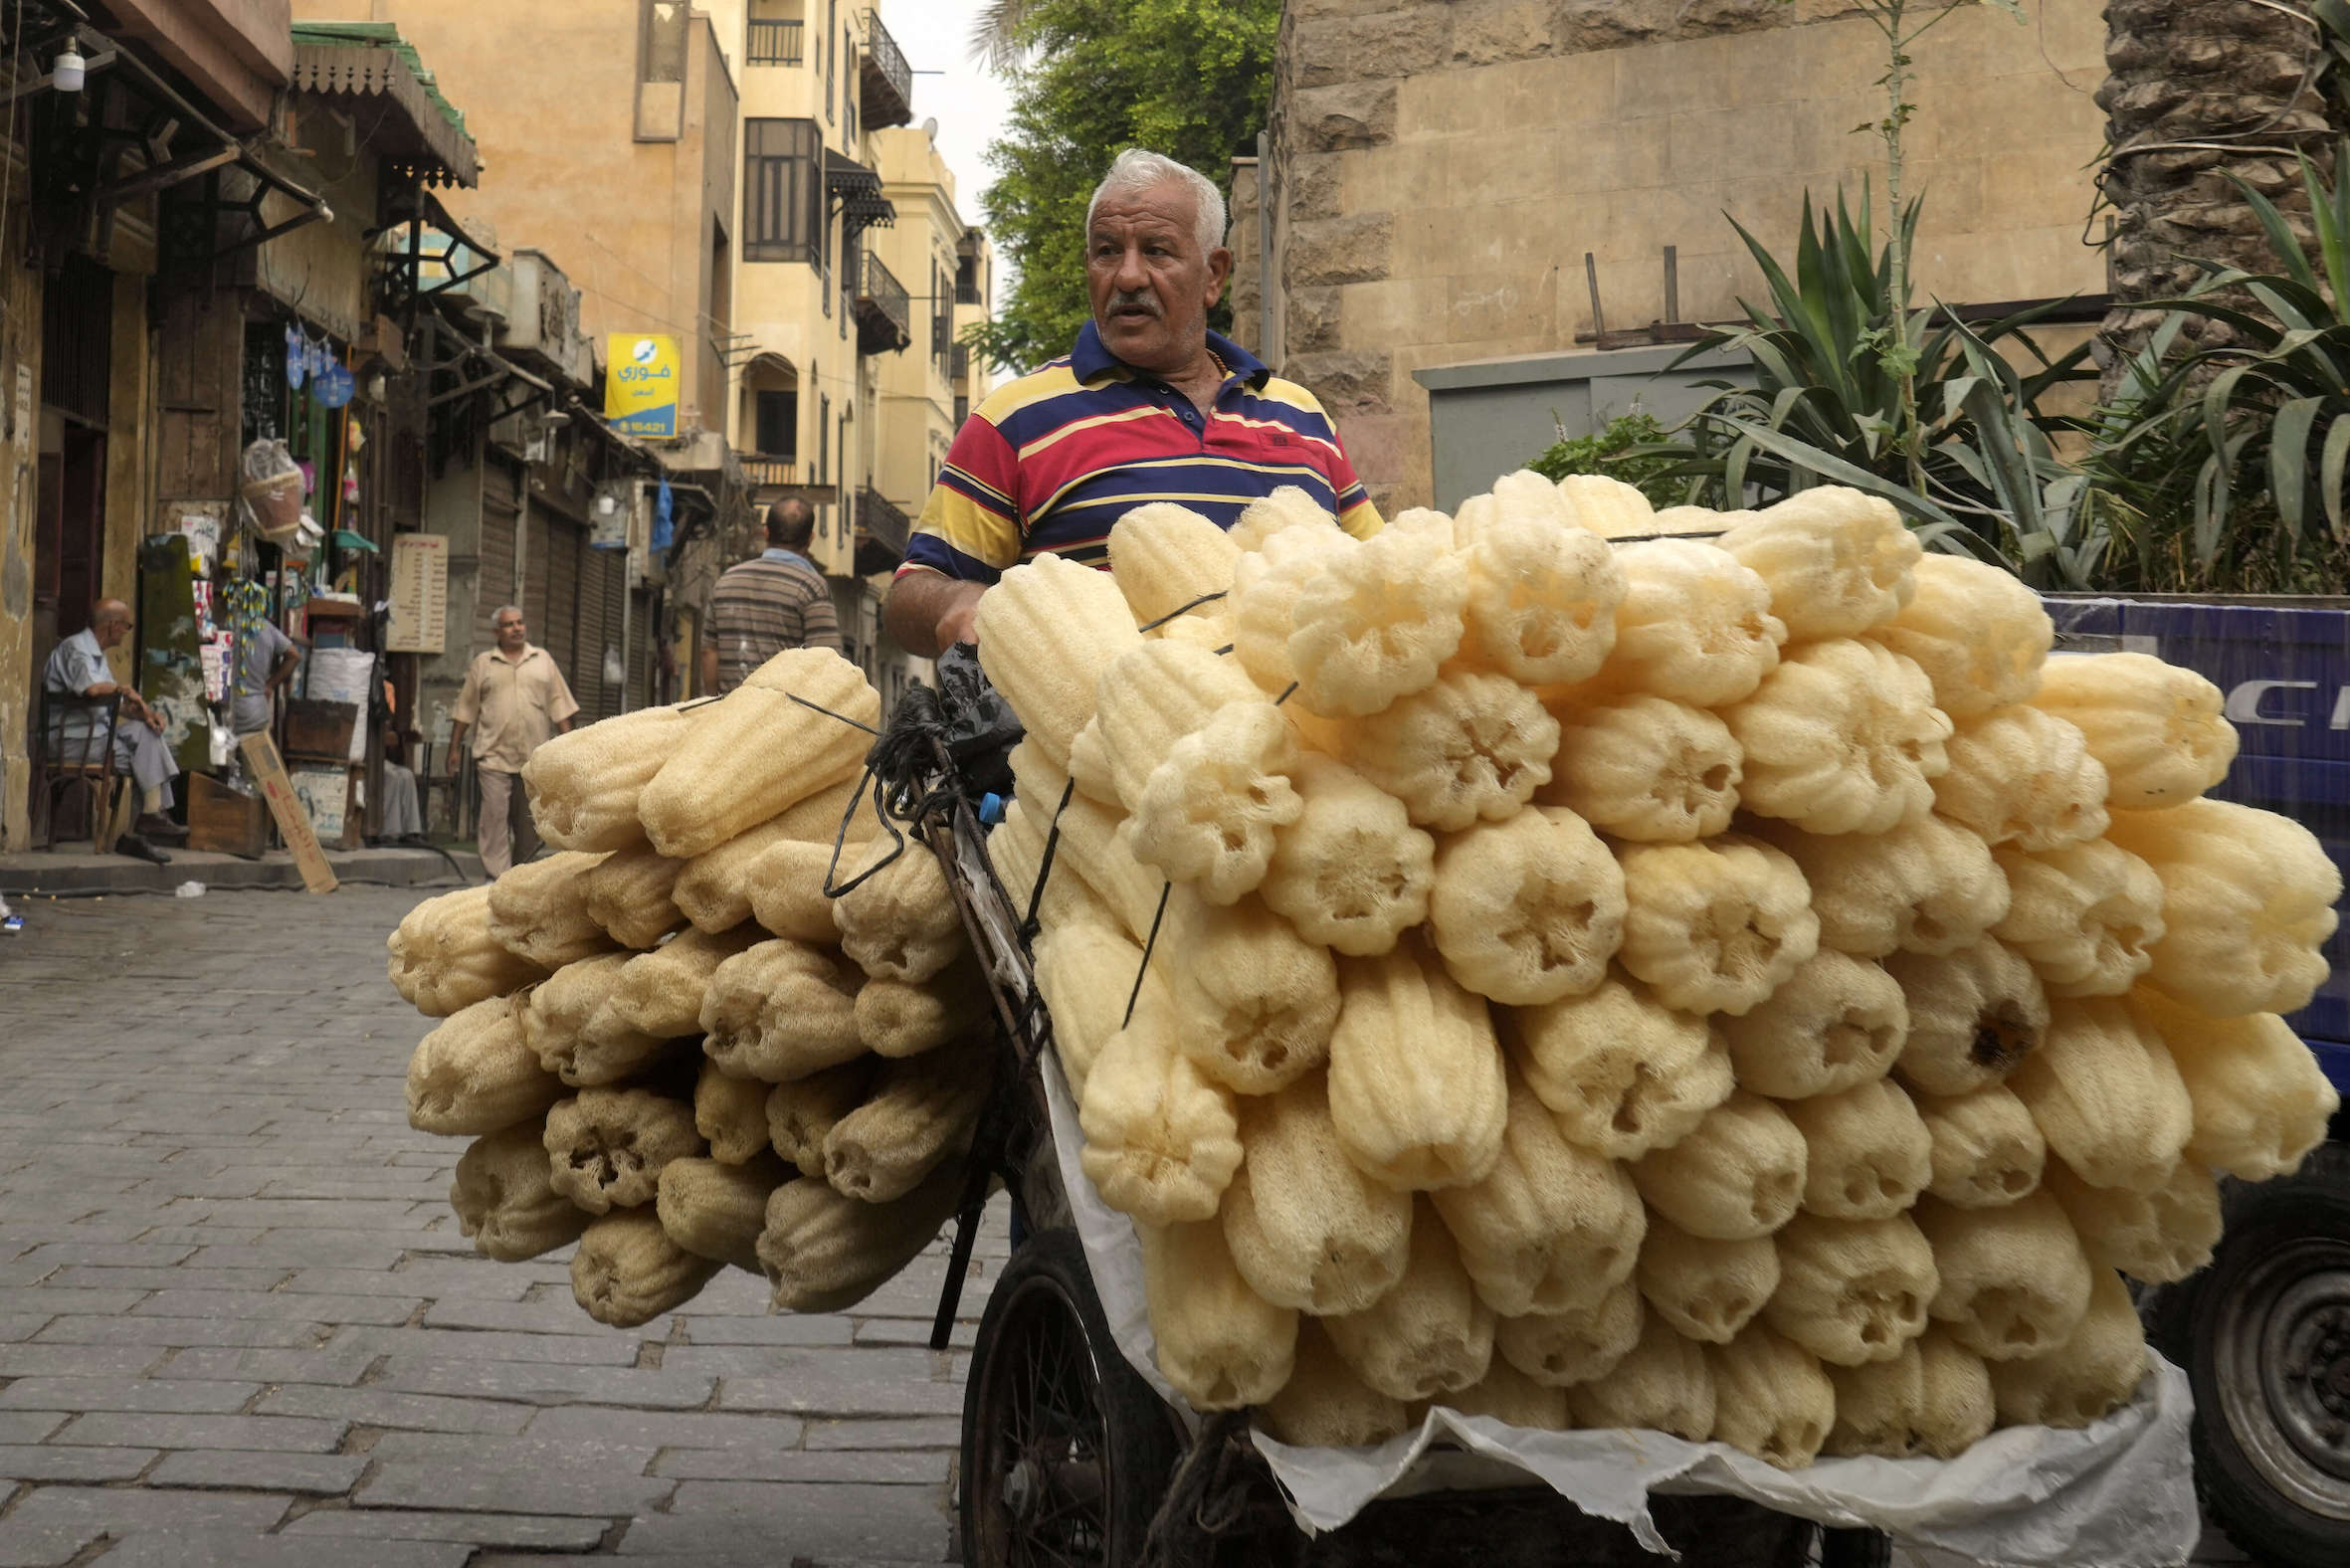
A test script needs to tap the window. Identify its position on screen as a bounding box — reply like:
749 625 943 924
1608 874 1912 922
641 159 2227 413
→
933 262 952 378
755 390 798 458
744 119 821 263
954 394 969 427
819 392 831 482
955 251 981 305
641 0 687 83
824 0 837 120
842 25 854 129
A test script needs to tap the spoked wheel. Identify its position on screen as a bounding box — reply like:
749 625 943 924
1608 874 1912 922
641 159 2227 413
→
1808 1524 1893 1568
962 1229 1181 1567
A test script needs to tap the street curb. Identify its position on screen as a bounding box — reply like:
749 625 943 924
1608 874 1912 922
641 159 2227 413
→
0 844 483 896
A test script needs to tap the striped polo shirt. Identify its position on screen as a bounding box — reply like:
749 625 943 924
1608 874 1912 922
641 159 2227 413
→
898 322 1383 582
701 548 843 693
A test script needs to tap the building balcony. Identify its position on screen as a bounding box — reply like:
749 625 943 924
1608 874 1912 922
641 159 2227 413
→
950 343 969 383
746 19 804 65
860 8 912 130
856 486 912 573
854 249 912 357
741 455 799 490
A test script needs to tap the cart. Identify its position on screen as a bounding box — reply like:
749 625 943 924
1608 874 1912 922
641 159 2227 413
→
843 666 1896 1568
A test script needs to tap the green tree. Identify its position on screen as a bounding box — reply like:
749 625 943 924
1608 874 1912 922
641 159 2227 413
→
966 0 1280 374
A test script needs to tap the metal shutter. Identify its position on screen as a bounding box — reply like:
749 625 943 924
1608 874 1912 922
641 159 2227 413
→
478 464 520 650
523 502 553 659
576 544 612 719
545 515 582 693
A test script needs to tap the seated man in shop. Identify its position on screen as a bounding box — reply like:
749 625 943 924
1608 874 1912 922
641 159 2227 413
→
43 599 187 843
883 148 1382 658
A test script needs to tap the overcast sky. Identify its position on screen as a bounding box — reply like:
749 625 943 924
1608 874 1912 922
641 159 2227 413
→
881 0 1014 250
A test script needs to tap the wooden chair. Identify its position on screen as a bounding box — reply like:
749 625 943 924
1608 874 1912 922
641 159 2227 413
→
34 687 125 851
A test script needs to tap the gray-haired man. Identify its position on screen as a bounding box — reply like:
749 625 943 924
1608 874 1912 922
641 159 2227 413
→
448 605 578 876
42 599 186 843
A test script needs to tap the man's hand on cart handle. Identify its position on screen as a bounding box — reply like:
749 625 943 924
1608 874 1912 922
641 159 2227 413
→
883 569 987 660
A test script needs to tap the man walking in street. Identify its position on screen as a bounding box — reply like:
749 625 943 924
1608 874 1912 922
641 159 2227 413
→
448 605 577 877
42 599 188 844
699 497 842 694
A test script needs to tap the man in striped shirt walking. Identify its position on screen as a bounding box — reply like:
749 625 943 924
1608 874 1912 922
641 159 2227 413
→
884 149 1382 658
700 498 843 693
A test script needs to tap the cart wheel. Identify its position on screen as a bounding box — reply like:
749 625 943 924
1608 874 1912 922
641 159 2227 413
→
961 1228 1182 1567
2148 1140 2350 1568
1810 1524 1892 1568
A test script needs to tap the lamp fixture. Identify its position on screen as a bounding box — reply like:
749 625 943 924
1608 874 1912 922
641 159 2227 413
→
52 46 84 94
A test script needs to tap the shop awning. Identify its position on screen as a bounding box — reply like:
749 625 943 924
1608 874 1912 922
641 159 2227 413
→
826 149 895 241
290 23 480 188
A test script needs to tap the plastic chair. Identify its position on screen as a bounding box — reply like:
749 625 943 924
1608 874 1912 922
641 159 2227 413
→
34 686 124 850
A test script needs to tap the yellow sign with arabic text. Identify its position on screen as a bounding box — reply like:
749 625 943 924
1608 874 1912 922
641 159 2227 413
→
605 333 681 438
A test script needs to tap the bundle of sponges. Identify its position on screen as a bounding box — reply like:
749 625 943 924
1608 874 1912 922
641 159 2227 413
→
391 649 988 1328
982 478 2340 1466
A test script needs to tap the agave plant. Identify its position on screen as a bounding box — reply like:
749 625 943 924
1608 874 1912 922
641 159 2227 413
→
2092 140 2350 582
1641 189 2102 576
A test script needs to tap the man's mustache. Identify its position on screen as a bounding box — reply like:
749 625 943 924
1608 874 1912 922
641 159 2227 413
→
1108 290 1161 317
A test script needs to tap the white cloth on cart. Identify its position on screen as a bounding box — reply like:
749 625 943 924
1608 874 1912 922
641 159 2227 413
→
1040 1054 2198 1568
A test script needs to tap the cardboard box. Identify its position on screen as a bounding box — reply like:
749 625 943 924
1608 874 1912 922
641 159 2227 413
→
187 772 269 856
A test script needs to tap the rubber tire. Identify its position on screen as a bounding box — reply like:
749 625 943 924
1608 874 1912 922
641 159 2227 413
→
1813 1525 1893 1568
2149 1140 2350 1568
960 1227 1182 1567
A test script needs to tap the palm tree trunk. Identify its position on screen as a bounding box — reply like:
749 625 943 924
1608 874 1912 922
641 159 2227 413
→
2096 0 2337 394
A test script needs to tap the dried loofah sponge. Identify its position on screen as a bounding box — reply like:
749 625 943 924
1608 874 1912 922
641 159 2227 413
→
1077 994 1243 1227
693 1060 772 1167
1223 1074 1414 1315
764 1060 877 1179
1160 887 1339 1094
1615 835 1819 1018
1107 501 1241 629
2042 1155 2222 1285
833 837 966 984
2132 989 2339 1180
1536 693 1741 844
1884 937 2050 1098
1632 1089 1808 1242
1338 671 1560 833
607 926 761 1041
1637 1216 1781 1345
1493 1276 1644 1388
1913 1084 2046 1209
1453 471 1625 684
1139 1218 1298 1410
638 650 880 859
451 1119 591 1263
744 840 842 943
853 959 988 1061
1444 1354 1572 1431
1127 701 1303 902
1870 554 2053 720
1033 916 1163 1096
543 1087 703 1216
1716 487 1920 640
1708 1324 1837 1468
1557 474 1661 539
1283 521 1469 716
487 851 618 970
1568 1312 1715 1442
1986 1266 2148 1429
2007 997 2192 1193
1259 753 1436 956
1913 1191 2093 1361
2032 653 2237 810
1258 1321 1416 1450
521 702 708 853
1510 974 1734 1161
1230 484 1339 554
1754 814 2006 961
1228 523 1356 695
577 846 687 952
699 938 864 1083
1326 939 1510 1191
522 953 666 1089
571 1209 721 1327
1931 706 2109 852
406 995 565 1137
388 884 548 1018
1763 1212 1938 1366
1600 539 1786 706
1430 1071 1645 1317
1093 639 1273 811
1716 948 1907 1100
1786 1078 1932 1220
1322 1198 1496 1401
1427 806 1626 1006
974 553 1145 766
1725 637 1952 837
1823 1329 1994 1459
2103 798 2342 1018
672 792 877 936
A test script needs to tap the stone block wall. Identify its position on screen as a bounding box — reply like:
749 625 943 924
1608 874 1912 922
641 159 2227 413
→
1237 0 2110 513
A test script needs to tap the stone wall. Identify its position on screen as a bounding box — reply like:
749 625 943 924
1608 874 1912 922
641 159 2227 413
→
1239 0 2110 512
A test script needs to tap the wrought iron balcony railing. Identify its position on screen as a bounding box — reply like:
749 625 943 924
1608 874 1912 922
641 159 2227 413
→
853 248 911 356
859 9 912 130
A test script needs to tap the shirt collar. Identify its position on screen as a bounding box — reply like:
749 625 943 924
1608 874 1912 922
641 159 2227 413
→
761 546 814 570
1070 319 1269 392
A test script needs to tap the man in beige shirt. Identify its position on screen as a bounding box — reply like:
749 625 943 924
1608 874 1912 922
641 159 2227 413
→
448 605 579 876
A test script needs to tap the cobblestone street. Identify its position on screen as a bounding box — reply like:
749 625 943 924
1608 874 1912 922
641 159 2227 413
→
0 884 1001 1567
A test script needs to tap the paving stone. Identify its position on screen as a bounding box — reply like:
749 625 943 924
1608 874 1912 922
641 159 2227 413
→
254 1385 534 1435
522 1407 806 1450
0 1287 151 1316
281 1263 537 1301
415 1298 629 1336
130 1289 421 1325
147 1450 371 1493
0 1414 65 1445
671 1312 855 1347
0 1485 293 1536
374 1357 713 1408
649 1445 950 1484
43 1267 292 1293
0 1445 155 1481
714 1346 967 1417
51 1412 346 1453
328 1327 646 1366
281 1508 611 1549
155 1345 379 1386
97 1533 471 1568
619 1482 952 1562
803 1417 963 1452
356 1455 672 1518
0 1343 163 1378
0 1520 94 1568
0 1378 260 1414
33 1315 324 1348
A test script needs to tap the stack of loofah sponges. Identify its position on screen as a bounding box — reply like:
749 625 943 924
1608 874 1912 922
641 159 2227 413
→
393 649 990 1329
983 483 2338 1467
